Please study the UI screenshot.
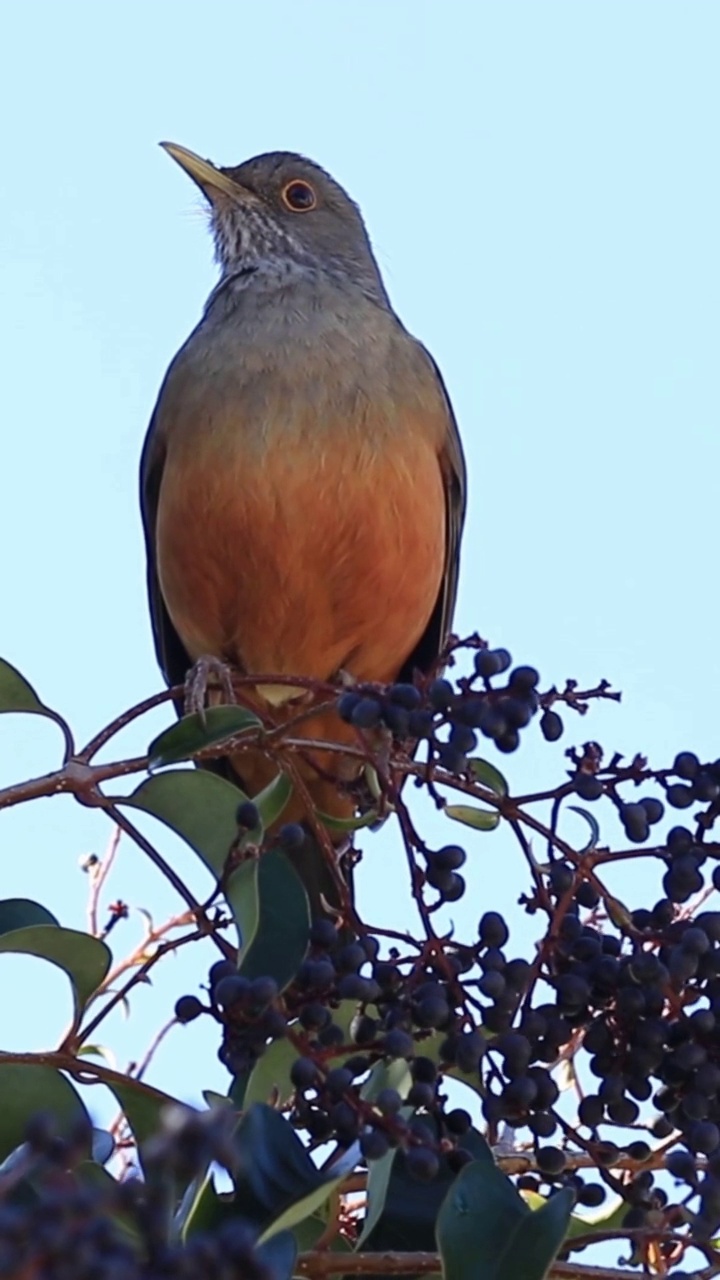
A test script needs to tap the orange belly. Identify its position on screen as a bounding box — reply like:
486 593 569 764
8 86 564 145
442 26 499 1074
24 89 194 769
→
155 426 445 816
157 433 444 684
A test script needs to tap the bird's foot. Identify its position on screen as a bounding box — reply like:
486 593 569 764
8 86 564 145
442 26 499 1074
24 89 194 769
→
184 655 237 719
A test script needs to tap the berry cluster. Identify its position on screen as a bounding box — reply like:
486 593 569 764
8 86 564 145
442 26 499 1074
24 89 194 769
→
165 643 720 1266
337 646 548 764
175 958 286 1079
0 1110 270 1280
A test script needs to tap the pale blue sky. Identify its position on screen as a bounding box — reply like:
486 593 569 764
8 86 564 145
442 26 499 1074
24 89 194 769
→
0 1 719 1126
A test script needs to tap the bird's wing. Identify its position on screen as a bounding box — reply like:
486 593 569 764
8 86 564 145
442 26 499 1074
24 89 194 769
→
139 407 194 693
400 350 467 679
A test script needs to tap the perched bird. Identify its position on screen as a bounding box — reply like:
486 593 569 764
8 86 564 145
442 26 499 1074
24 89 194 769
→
140 143 466 919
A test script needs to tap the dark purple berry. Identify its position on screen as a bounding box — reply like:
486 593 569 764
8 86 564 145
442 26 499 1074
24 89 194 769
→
278 822 305 848
540 709 563 742
236 800 260 830
352 698 383 729
291 1057 319 1090
478 910 509 948
667 784 695 810
174 995 203 1023
428 678 454 710
674 752 700 781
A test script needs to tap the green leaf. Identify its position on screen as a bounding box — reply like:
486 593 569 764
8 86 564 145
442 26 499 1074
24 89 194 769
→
148 706 262 770
259 1174 345 1243
0 659 52 716
436 1150 527 1279
128 769 241 876
0 925 111 1017
566 805 600 852
126 769 247 943
357 1104 414 1249
0 899 59 934
0 1064 90 1161
363 1126 488 1259
233 1103 329 1231
202 1090 234 1110
314 808 379 834
77 1044 117 1068
244 1036 297 1109
179 1169 232 1240
436 1149 571 1280
127 770 308 990
565 1196 625 1240
253 772 293 829
498 1188 574 1279
468 758 508 796
333 999 364 1040
231 861 263 959
103 1077 182 1168
358 1141 400 1249
361 1059 413 1104
255 1230 298 1280
238 851 309 990
445 805 500 832
91 1128 115 1164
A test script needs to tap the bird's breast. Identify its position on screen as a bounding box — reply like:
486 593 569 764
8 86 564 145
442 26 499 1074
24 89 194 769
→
155 400 446 694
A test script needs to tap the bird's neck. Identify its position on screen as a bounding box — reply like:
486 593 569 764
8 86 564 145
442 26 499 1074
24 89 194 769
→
204 256 389 318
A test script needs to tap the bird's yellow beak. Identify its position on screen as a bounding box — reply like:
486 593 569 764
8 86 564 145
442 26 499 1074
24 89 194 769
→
160 142 248 202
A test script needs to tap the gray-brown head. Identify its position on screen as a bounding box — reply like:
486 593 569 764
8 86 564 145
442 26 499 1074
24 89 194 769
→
161 143 389 303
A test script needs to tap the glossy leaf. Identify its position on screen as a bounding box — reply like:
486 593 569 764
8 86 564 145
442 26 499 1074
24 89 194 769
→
436 1151 524 1278
565 1197 625 1239
436 1148 572 1280
259 1172 346 1243
363 1125 488 1258
126 769 247 943
104 1077 182 1169
497 1188 574 1279
238 850 309 989
255 1230 298 1279
244 1036 297 1109
148 705 261 770
0 924 111 1016
202 1090 234 1110
0 1064 90 1161
333 998 364 1040
361 1058 413 1104
233 1104 330 1231
179 1170 232 1240
0 899 58 934
128 769 241 876
91 1128 115 1164
253 772 293 829
445 804 500 832
468 758 508 796
357 1109 411 1249
315 808 379 834
0 659 52 716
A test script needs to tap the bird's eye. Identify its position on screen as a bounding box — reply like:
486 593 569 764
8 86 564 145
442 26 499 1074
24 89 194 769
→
281 180 317 212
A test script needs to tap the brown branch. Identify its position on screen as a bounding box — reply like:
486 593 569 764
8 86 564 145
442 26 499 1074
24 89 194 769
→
87 825 122 938
79 687 179 761
72 922 215 1049
294 1253 656 1278
127 1016 177 1081
0 1050 175 1102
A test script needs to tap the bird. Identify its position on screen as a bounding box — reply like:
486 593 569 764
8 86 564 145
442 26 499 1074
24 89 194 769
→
140 142 466 923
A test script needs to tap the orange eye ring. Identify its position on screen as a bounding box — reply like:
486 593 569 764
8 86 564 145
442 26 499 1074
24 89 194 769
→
281 180 317 212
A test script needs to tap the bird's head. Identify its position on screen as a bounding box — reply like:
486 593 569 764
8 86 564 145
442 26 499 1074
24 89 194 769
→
161 142 388 301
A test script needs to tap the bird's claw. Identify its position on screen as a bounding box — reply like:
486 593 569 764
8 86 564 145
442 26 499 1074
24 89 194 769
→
184 655 237 722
